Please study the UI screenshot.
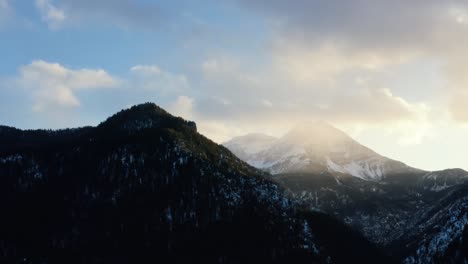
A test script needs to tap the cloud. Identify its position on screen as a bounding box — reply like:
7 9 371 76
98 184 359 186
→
235 0 468 123
18 60 117 112
238 0 468 51
450 91 468 122
168 96 194 120
202 58 241 75
180 49 439 145
35 0 66 30
272 41 414 86
261 99 273 108
130 64 189 95
196 56 425 126
314 88 428 123
130 65 162 75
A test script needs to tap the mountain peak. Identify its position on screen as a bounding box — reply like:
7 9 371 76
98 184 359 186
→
98 103 197 133
281 121 352 147
223 133 278 161
288 121 345 136
224 121 417 180
224 133 277 146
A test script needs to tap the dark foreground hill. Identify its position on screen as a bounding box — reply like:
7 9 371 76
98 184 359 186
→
0 103 392 264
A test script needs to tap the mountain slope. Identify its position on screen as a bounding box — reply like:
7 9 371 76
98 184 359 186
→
0 103 391 264
391 184 468 263
419 169 468 192
223 133 277 162
225 122 468 263
224 122 418 181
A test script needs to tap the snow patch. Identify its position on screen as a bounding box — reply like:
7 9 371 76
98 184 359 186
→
326 157 384 181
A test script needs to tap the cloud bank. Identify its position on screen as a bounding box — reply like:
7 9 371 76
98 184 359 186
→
235 0 468 123
17 60 117 112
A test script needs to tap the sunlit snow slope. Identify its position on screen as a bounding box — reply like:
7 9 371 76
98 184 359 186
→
224 122 418 180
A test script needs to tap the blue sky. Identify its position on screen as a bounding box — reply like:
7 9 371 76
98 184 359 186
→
0 0 269 124
1 0 468 171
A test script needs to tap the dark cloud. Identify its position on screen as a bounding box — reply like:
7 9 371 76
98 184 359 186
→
235 0 468 123
238 0 468 51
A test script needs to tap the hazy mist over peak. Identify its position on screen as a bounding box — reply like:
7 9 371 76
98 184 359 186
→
280 121 352 146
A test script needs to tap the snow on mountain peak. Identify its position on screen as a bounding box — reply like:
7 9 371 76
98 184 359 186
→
223 133 278 162
224 122 416 181
224 133 277 154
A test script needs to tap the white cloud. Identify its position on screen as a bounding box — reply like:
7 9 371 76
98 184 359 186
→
202 58 240 75
272 41 416 86
261 99 273 108
197 121 246 143
130 65 162 75
450 91 468 122
130 64 189 95
211 96 231 106
168 96 194 120
235 0 468 124
395 122 435 146
35 0 66 30
368 102 434 146
18 60 117 111
449 6 468 25
196 55 425 125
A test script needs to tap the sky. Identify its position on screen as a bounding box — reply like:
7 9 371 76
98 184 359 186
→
1 0 468 171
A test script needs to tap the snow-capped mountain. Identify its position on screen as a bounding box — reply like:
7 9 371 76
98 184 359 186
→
223 133 277 162
224 121 418 181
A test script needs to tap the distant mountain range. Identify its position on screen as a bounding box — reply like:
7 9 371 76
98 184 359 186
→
224 122 468 262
